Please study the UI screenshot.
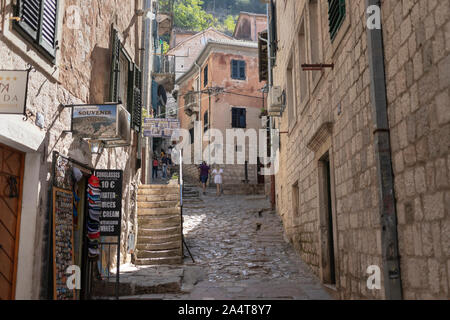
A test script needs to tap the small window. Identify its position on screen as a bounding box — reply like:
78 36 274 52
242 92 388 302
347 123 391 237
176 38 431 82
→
13 0 60 59
328 0 346 41
231 60 246 80
232 108 246 128
203 65 208 87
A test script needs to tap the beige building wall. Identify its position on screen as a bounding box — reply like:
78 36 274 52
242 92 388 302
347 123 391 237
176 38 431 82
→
382 0 450 299
168 28 232 80
0 0 144 299
272 0 449 299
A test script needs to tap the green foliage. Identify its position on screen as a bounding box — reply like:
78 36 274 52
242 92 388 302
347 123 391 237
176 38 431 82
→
171 0 265 34
173 0 217 31
223 15 238 34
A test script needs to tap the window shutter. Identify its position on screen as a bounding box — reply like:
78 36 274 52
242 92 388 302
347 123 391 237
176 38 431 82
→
16 0 40 40
240 109 247 128
328 0 346 41
39 0 58 56
110 28 121 102
239 61 246 80
133 66 143 132
231 60 238 79
231 108 238 128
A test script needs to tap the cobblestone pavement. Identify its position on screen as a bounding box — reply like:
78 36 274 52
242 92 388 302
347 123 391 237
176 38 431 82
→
177 189 332 300
108 188 332 300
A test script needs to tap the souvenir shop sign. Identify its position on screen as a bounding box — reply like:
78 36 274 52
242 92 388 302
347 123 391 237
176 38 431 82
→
0 70 29 115
52 188 75 300
143 118 180 138
95 170 123 236
71 104 131 143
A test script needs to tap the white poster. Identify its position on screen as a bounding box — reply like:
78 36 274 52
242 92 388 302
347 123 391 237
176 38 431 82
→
0 70 29 114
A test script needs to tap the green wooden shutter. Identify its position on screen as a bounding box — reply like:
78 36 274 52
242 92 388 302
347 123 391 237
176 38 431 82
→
39 0 59 56
110 28 121 103
16 0 40 40
328 0 346 41
133 66 143 132
239 61 246 80
15 0 59 57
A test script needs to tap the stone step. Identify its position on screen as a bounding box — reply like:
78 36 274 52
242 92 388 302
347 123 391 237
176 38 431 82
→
138 215 181 228
136 241 181 251
137 234 182 245
138 194 180 202
134 257 183 266
137 201 179 209
138 189 179 196
138 226 181 237
140 184 180 190
182 198 203 204
138 207 180 216
136 248 182 259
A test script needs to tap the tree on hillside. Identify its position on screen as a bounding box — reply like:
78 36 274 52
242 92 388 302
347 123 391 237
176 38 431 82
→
173 0 217 31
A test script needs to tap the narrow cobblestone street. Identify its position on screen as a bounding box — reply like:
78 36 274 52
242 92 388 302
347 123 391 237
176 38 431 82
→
111 187 332 300
179 188 332 300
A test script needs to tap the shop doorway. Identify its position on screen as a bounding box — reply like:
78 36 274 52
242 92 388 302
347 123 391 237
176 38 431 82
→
319 152 336 285
0 143 25 300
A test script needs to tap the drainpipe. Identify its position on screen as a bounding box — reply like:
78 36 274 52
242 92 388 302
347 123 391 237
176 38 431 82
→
365 0 402 300
194 62 202 163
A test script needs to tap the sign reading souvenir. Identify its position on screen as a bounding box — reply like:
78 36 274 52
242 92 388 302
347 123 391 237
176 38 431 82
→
95 170 123 237
52 188 75 300
0 70 29 114
71 104 131 143
143 118 180 138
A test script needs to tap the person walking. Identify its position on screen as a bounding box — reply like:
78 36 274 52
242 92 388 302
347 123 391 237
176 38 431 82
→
212 166 224 196
162 154 168 179
152 157 159 180
198 161 210 195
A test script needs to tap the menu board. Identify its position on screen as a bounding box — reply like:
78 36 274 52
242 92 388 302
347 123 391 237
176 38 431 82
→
95 170 123 237
52 188 75 300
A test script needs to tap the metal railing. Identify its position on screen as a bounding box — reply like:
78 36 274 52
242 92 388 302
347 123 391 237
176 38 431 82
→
153 54 176 74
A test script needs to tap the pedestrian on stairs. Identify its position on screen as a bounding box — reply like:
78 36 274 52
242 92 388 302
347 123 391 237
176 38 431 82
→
152 157 159 180
198 161 210 195
212 166 224 196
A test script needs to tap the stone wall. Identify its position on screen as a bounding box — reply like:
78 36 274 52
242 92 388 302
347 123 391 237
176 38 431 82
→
0 0 143 299
272 0 449 300
382 0 450 299
273 0 384 299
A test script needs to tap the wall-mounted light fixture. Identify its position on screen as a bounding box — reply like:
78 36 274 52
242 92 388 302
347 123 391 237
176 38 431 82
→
88 140 105 155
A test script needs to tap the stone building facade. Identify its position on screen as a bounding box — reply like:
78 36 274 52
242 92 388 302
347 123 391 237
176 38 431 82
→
269 0 449 299
0 0 145 299
176 40 266 188
168 27 232 81
233 12 268 42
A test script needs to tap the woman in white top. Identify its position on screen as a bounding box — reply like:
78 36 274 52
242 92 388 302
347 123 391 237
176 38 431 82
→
212 166 224 196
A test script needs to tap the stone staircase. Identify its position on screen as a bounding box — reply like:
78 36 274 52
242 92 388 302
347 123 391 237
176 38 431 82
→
134 184 183 265
182 184 204 209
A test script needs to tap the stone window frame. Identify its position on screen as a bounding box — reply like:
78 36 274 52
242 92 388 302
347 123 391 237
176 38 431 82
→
286 50 297 133
327 0 351 57
296 15 310 116
12 0 61 62
307 0 324 95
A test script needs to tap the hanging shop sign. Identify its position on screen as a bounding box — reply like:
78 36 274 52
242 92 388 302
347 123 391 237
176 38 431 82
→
143 118 180 138
0 70 30 115
52 188 75 300
94 170 123 237
70 104 131 145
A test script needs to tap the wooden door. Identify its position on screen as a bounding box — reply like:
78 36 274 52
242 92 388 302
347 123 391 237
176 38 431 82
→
0 143 25 300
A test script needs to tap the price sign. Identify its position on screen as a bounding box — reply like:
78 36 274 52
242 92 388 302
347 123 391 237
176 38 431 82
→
94 170 123 236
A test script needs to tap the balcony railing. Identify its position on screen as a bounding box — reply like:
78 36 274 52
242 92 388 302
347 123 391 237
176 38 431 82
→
153 54 176 75
184 92 199 116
